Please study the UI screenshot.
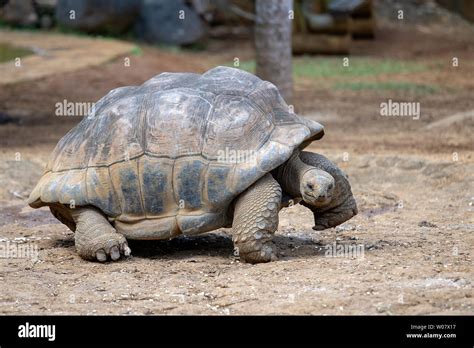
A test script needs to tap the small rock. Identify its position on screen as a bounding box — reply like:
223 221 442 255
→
397 159 425 170
418 220 438 228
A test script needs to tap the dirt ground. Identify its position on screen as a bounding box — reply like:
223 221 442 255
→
0 11 473 314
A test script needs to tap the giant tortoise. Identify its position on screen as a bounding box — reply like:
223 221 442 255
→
28 66 357 263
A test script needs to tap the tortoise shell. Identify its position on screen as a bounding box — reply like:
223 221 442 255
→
28 66 324 239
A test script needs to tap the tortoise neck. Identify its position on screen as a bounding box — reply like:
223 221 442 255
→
274 150 313 198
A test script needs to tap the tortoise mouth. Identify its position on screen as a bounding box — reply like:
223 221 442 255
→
302 192 332 207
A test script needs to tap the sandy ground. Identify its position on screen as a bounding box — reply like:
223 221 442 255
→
0 29 135 85
0 16 473 315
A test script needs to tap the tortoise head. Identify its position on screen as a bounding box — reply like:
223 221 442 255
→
298 151 358 230
300 169 335 208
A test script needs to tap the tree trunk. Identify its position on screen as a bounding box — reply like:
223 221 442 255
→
255 0 293 102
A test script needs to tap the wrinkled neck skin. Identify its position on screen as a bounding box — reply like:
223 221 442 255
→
274 150 357 230
273 150 312 199
298 150 358 230
300 152 352 212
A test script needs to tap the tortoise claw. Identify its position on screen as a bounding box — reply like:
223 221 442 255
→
123 244 132 257
96 249 107 262
110 246 121 260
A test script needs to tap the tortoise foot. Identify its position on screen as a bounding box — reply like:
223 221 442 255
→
91 234 131 262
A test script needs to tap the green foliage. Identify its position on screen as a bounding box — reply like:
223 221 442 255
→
130 46 143 56
229 60 256 72
333 81 439 94
227 57 439 94
0 20 39 32
294 57 428 77
182 41 207 51
153 43 182 53
0 43 33 63
229 57 428 77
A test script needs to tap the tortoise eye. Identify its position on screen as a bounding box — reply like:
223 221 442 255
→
307 183 314 190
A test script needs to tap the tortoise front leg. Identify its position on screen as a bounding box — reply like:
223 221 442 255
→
70 207 131 262
232 174 282 263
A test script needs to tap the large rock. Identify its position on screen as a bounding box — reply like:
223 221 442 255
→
0 0 38 26
56 0 139 34
135 0 208 45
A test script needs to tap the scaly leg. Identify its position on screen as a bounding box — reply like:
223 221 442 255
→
232 174 282 263
70 207 131 262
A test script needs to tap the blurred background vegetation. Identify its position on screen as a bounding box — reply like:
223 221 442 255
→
1 0 473 97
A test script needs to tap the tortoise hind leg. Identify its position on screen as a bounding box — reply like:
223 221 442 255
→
50 204 76 231
232 174 282 263
70 207 131 262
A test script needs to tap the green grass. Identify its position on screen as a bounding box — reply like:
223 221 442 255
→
333 81 439 94
0 43 33 63
56 24 113 39
227 57 438 94
153 43 183 53
296 57 428 77
228 57 429 78
130 46 143 56
0 19 39 31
